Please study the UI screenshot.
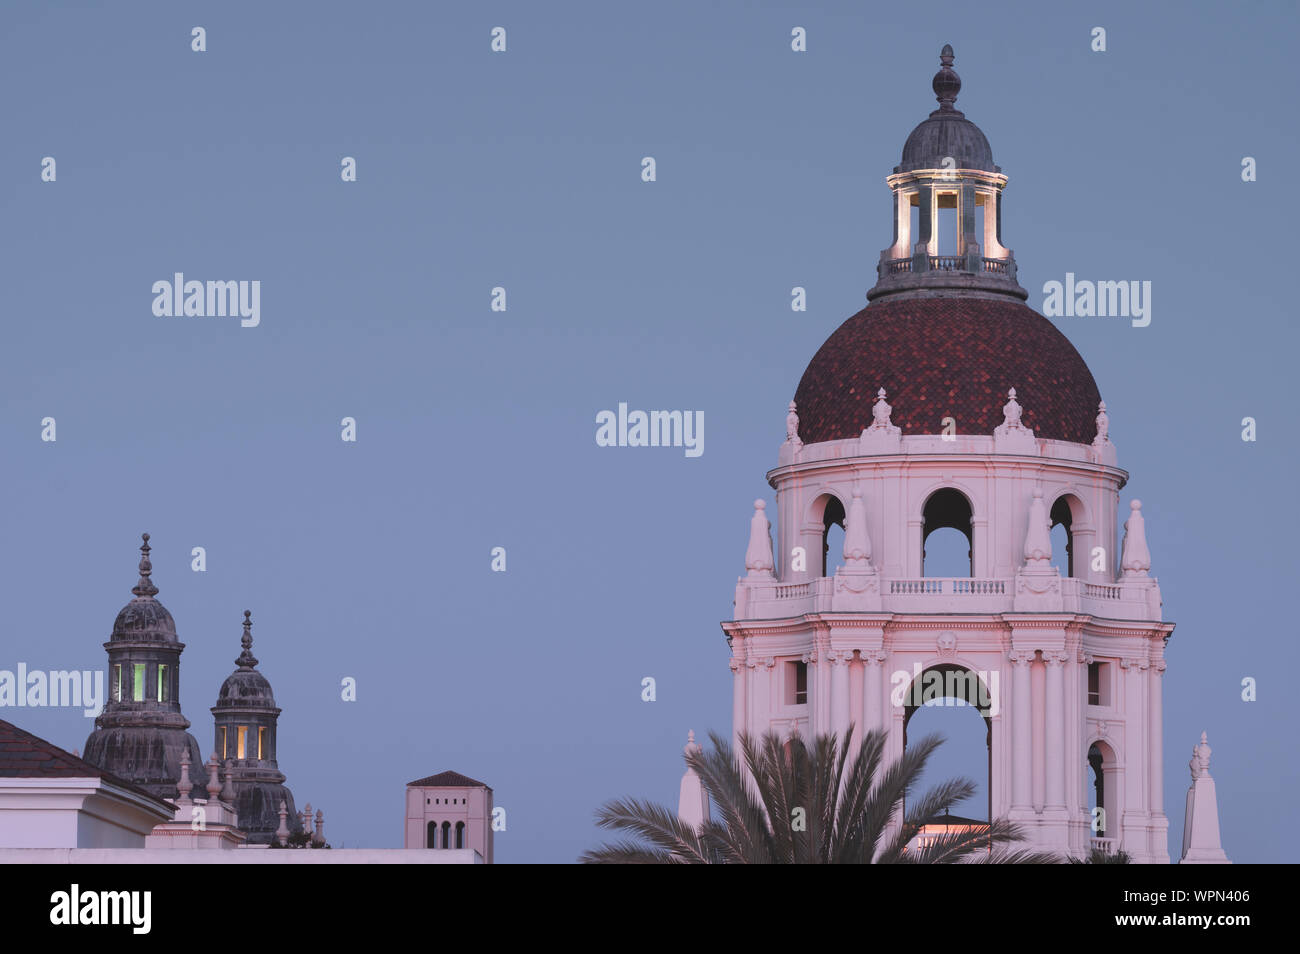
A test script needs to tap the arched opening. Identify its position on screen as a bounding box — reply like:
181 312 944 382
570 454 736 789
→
1050 497 1074 578
922 489 973 577
935 191 959 257
455 821 466 849
821 495 846 577
426 820 438 849
1086 740 1119 846
902 664 995 840
441 820 451 849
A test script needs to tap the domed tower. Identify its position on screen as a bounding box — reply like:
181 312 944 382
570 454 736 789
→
83 534 206 801
723 47 1173 862
210 611 300 844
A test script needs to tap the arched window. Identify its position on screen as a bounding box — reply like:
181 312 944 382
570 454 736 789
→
822 496 846 577
426 820 438 849
441 820 451 849
455 821 465 849
922 489 973 577
1050 497 1073 577
1086 742 1119 842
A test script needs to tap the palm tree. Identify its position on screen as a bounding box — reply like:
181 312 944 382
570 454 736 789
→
580 726 1059 863
1068 846 1132 864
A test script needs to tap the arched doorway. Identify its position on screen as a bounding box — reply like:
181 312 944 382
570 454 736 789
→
1086 740 1119 848
902 663 994 825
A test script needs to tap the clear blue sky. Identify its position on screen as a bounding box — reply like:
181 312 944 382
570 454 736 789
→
1 0 1295 862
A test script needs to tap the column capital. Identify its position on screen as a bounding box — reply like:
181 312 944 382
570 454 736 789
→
1119 656 1149 671
1044 651 1068 668
1008 650 1035 667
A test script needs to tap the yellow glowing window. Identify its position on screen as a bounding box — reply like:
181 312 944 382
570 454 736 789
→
157 664 169 702
237 726 247 759
220 726 227 760
112 664 122 702
257 726 265 760
132 664 145 701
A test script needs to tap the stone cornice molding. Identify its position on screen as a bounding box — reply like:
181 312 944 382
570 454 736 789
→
766 452 1130 490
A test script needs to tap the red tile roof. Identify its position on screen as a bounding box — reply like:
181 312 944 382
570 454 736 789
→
407 770 491 790
793 297 1101 445
0 718 174 809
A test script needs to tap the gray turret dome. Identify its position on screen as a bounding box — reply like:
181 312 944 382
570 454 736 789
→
895 44 999 174
214 611 278 710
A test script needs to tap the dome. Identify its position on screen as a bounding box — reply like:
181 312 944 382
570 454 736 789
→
215 668 277 710
897 112 996 173
109 532 178 642
111 598 177 641
793 296 1101 445
213 610 278 710
895 43 998 174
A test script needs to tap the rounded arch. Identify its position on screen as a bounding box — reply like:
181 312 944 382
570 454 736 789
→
1050 491 1095 579
921 487 975 577
900 662 995 823
1085 738 1120 841
808 490 848 577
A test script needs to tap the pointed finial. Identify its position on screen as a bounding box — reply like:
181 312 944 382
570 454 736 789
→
744 499 776 578
206 754 222 799
1121 499 1152 577
1094 400 1111 444
871 388 894 428
131 532 159 598
222 758 236 802
684 729 702 757
785 400 802 447
276 799 289 846
933 44 962 111
177 749 193 802
236 610 259 670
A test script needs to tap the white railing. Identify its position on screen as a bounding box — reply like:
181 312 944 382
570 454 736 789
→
1088 836 1118 853
1083 582 1122 600
890 578 1006 595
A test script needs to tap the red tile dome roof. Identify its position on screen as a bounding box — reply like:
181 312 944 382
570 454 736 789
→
793 296 1101 445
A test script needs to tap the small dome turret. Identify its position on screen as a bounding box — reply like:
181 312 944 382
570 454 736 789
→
896 44 998 174
214 611 278 710
110 533 178 642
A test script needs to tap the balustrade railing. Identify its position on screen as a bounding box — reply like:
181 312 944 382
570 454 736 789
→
880 256 1014 277
890 578 1006 595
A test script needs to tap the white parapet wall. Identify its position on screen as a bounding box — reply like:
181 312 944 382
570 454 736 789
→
0 848 482 864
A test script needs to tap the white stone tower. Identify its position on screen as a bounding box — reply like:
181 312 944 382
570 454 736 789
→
721 46 1174 863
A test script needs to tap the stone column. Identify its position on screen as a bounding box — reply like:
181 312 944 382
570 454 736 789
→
730 655 746 749
831 651 851 742
912 185 933 270
1010 650 1033 811
1045 651 1066 810
1120 656 1149 857
862 652 885 736
1148 658 1170 862
961 182 980 268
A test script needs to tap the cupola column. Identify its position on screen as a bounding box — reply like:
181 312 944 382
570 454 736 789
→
911 185 933 271
961 182 980 268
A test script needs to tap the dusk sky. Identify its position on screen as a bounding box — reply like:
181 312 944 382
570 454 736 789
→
1 0 1295 862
